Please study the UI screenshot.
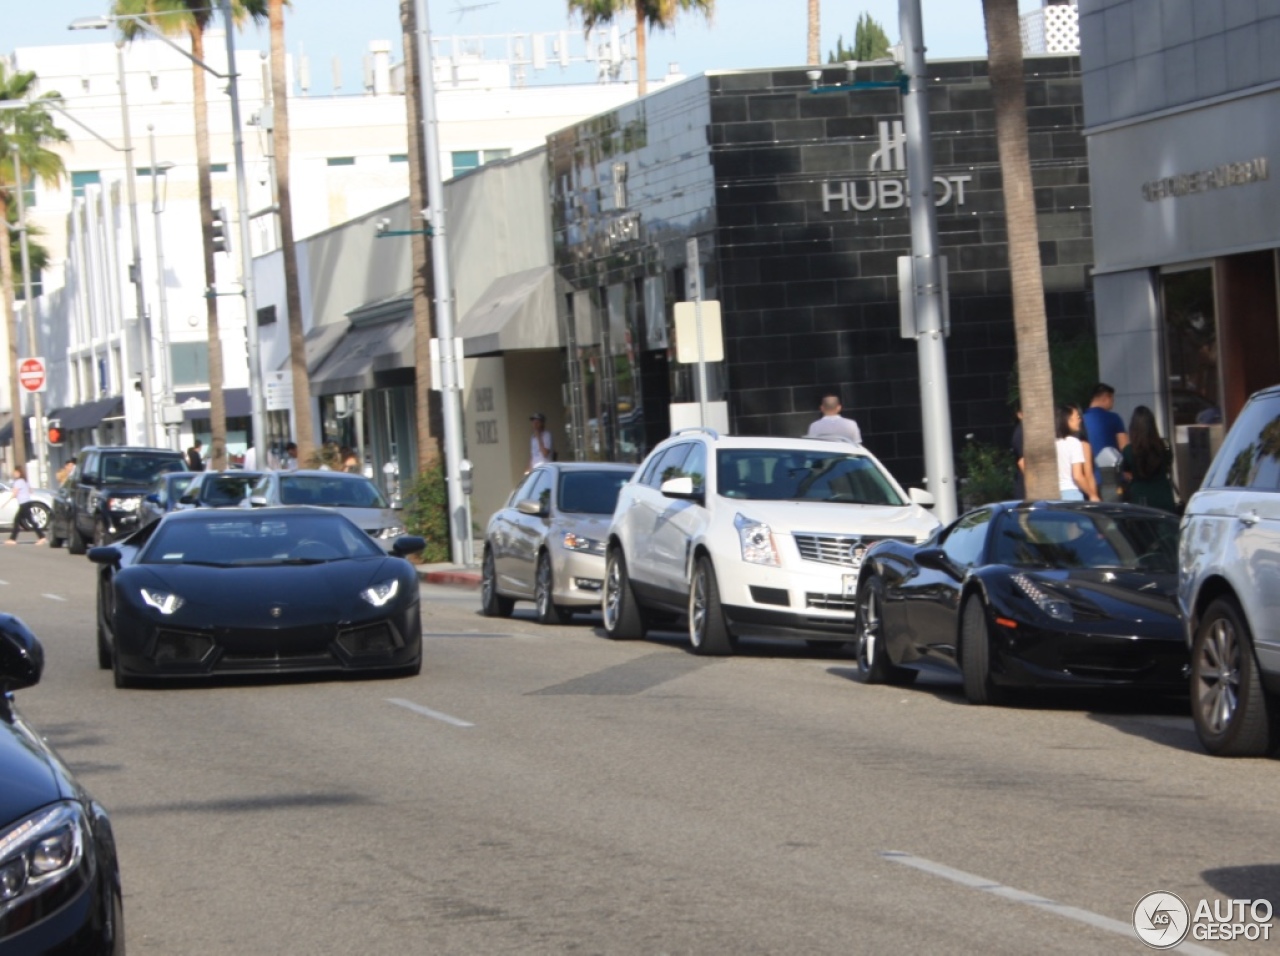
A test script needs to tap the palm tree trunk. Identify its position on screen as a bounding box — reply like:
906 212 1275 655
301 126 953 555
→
190 27 228 471
635 1 647 96
0 193 26 470
807 0 820 64
401 0 442 474
983 0 1055 499
270 0 315 463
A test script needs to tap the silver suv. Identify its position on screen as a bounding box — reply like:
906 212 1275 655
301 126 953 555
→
1179 385 1280 756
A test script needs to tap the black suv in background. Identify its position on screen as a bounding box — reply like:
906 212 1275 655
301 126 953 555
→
50 445 186 553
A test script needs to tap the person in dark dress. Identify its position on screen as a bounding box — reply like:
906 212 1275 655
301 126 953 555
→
1120 405 1178 512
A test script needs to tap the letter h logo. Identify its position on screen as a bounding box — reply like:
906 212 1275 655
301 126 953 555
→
869 120 907 173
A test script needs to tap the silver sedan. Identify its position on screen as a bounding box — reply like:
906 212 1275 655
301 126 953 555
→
482 462 635 624
0 480 56 533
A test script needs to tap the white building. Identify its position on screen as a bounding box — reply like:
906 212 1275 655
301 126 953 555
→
1021 0 1081 54
2 27 654 473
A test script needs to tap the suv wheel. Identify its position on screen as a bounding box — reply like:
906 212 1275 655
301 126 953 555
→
1192 597 1277 757
68 521 87 556
689 556 734 656
602 547 646 639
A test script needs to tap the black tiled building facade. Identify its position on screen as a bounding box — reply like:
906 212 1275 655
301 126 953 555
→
550 56 1092 487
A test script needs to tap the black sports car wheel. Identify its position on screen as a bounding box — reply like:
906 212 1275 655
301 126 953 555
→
855 576 917 685
480 549 514 618
1191 597 1276 757
535 552 570 626
111 641 132 690
602 548 646 639
960 597 1004 706
689 556 734 656
97 584 112 671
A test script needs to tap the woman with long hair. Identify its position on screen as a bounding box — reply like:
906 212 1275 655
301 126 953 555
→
1 466 47 545
1056 404 1099 501
1121 405 1178 512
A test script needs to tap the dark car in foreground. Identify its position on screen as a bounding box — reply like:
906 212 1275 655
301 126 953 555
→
51 445 187 552
0 614 124 954
853 501 1186 704
90 507 425 687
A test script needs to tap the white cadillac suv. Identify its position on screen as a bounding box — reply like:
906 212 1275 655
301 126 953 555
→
602 428 941 655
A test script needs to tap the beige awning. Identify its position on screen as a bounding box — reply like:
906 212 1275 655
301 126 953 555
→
457 266 558 356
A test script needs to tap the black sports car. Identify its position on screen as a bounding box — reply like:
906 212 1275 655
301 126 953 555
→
853 501 1186 703
89 507 425 687
1 615 124 954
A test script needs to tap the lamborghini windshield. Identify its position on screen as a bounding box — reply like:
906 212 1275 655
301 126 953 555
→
142 512 384 566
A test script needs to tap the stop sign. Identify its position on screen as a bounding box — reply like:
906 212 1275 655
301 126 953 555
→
18 357 46 393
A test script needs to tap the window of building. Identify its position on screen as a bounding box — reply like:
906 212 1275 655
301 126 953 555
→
389 153 408 163
71 170 101 199
327 157 356 167
450 148 511 177
170 342 210 386
211 163 229 173
257 305 277 327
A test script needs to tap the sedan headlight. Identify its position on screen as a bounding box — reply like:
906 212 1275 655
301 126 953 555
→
360 579 400 607
106 496 140 513
374 526 406 540
140 588 185 615
1011 573 1073 622
0 802 87 922
562 532 606 554
736 512 779 567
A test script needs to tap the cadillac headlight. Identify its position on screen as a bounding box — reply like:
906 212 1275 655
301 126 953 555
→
360 579 400 607
140 588 185 615
1012 573 1073 622
562 532 606 554
736 513 779 567
0 802 87 921
107 496 140 512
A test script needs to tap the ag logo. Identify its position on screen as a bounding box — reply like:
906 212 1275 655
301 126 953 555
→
1133 891 1190 949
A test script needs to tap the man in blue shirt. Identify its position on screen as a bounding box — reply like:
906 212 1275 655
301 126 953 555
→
1082 383 1128 496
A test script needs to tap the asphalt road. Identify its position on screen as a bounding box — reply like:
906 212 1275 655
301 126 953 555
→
6 542 1279 954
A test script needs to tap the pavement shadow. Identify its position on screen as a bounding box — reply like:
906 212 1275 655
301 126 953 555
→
1201 864 1280 902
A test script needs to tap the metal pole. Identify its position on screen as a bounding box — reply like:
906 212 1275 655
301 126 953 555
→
900 0 957 523
148 126 178 450
416 0 472 567
220 0 267 461
116 41 155 446
11 149 48 487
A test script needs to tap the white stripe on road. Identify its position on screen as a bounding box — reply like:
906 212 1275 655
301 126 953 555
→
880 851 1224 955
41 593 66 602
386 698 474 728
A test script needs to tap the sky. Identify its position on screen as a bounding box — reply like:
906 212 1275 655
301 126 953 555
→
5 0 1044 95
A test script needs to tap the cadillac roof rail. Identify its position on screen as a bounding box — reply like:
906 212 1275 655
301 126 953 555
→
669 427 720 440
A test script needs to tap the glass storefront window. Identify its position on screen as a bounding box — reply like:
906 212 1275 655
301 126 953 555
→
1161 267 1220 428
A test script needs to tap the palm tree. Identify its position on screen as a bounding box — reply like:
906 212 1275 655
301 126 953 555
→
399 0 443 475
807 0 820 64
267 0 316 465
0 65 66 474
113 0 266 471
567 0 715 97
982 0 1056 499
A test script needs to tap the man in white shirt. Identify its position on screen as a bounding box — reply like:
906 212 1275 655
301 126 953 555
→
528 413 554 471
806 392 862 444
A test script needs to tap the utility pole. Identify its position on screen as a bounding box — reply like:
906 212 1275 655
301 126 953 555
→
11 148 48 487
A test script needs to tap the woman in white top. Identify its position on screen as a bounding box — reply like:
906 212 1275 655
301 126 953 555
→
3 467 47 545
1055 404 1099 501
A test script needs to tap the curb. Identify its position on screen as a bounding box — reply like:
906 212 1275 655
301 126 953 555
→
418 567 482 589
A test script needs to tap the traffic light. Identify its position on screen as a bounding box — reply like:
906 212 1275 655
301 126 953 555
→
210 206 231 255
47 418 63 447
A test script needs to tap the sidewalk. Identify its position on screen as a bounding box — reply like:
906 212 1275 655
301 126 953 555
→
416 561 482 589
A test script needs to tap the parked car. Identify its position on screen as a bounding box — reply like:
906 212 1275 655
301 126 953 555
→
1179 384 1280 756
247 470 405 543
0 478 56 535
0 613 125 953
854 500 1186 703
50 445 187 553
89 507 426 687
482 462 635 623
603 429 940 654
179 469 265 509
139 471 200 527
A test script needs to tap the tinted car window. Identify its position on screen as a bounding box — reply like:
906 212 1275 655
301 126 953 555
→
1205 395 1280 490
644 444 692 488
278 475 389 507
197 473 260 506
682 444 707 494
941 509 992 568
144 513 382 565
715 449 904 505
101 453 185 485
991 508 1179 571
559 470 631 514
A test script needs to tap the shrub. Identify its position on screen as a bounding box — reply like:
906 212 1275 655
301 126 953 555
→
959 437 1015 510
403 463 451 562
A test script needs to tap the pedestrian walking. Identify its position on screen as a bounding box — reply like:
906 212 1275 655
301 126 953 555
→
2 467 46 545
528 413 554 472
1082 383 1128 491
806 391 862 444
186 439 205 472
1056 404 1100 501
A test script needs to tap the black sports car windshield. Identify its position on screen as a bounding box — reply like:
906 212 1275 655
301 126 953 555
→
277 475 389 508
991 509 1179 572
558 470 631 514
142 513 384 566
102 453 185 485
716 450 905 505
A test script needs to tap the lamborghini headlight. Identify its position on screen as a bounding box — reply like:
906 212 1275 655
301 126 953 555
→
1012 573 1073 622
140 588 184 615
360 579 400 607
736 513 779 567
0 802 88 922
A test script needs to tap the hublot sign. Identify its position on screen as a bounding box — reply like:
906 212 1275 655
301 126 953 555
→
821 120 972 213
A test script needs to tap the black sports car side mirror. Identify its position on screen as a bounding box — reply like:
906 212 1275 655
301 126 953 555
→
0 614 44 693
914 547 950 571
391 535 427 557
87 546 124 566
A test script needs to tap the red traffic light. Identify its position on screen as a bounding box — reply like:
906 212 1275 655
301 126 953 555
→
47 420 63 446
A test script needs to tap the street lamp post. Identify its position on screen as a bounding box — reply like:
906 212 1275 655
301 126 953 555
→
10 147 49 488
415 0 472 567
148 125 178 450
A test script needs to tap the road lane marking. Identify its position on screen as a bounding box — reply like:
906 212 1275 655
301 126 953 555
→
880 851 1224 955
42 593 67 602
386 698 474 727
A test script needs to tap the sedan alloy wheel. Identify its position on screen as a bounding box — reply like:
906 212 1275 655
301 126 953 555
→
535 552 570 626
480 548 514 618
